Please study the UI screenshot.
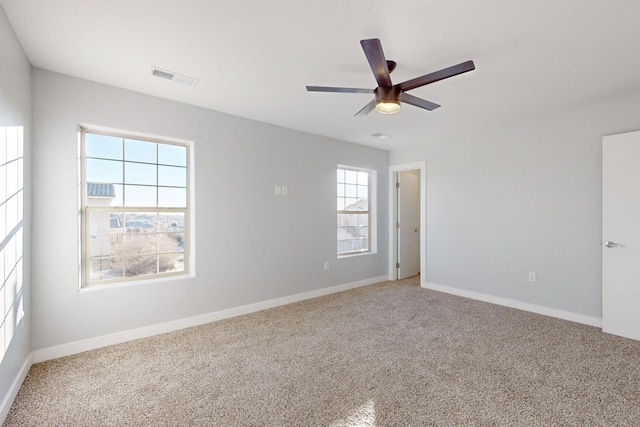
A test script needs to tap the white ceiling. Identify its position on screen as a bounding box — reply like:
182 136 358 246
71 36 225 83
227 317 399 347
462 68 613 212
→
3 0 640 151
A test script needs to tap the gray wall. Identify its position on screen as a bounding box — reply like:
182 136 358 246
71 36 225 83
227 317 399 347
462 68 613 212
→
31 69 389 350
391 93 640 318
0 4 31 405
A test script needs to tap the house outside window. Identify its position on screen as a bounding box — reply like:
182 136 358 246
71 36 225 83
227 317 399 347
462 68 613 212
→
81 128 190 286
337 166 371 256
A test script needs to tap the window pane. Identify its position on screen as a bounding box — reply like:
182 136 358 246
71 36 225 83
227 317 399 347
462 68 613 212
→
90 256 118 281
345 170 357 183
6 194 17 232
159 253 182 273
111 234 158 278
111 184 124 207
158 144 187 167
86 158 122 183
345 184 357 198
171 257 185 273
121 255 158 277
357 185 368 199
124 212 157 232
88 211 112 238
159 187 186 208
338 226 358 240
159 233 183 254
86 134 123 160
125 162 157 185
124 233 157 252
337 183 344 197
357 171 368 185
124 185 156 207
17 191 23 225
125 139 156 163
17 159 23 192
337 169 345 182
110 212 124 234
338 213 359 226
355 239 368 251
344 198 357 209
355 199 368 211
6 161 17 197
159 213 185 231
158 165 186 187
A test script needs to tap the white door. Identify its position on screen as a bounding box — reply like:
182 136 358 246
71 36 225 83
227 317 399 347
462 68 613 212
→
398 171 420 279
602 131 640 341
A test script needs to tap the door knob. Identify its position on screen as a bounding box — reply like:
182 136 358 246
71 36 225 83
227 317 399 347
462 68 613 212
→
604 241 623 248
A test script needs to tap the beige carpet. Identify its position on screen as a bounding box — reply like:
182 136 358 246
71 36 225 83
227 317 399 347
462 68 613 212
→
4 276 640 426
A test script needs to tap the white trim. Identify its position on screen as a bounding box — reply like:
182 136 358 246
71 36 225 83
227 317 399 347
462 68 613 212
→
389 161 427 281
0 353 32 423
32 275 387 363
422 281 602 328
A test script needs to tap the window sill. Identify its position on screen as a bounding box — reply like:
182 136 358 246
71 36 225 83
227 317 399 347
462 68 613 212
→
337 250 376 260
80 272 195 292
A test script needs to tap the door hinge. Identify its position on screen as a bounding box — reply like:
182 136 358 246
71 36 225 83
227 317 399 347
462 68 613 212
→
396 182 400 188
396 222 400 229
396 262 400 269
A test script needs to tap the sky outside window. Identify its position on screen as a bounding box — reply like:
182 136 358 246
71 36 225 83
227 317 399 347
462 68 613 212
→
85 133 187 208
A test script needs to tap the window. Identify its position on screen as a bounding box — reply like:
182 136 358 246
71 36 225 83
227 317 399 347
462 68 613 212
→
81 128 190 286
0 126 25 362
337 167 370 255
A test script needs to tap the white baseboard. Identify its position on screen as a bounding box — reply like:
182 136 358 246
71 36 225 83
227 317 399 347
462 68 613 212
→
32 276 387 364
0 353 32 423
422 281 602 328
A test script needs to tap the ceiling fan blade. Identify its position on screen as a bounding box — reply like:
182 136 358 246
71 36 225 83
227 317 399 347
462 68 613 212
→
306 85 374 94
398 60 475 92
354 99 377 117
400 92 440 111
360 39 393 88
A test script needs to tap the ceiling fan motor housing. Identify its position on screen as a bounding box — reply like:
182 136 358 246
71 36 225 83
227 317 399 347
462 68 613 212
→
375 86 401 104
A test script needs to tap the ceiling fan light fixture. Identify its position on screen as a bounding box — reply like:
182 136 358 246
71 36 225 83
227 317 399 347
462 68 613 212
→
374 85 401 114
375 99 401 114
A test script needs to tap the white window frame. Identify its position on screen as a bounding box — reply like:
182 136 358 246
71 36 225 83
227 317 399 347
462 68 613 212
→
337 165 375 257
80 127 191 287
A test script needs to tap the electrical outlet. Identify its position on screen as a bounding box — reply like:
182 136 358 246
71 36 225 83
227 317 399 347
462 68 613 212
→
324 261 330 270
528 272 536 282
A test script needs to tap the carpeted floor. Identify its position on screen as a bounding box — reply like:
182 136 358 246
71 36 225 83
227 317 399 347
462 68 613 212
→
4 276 640 426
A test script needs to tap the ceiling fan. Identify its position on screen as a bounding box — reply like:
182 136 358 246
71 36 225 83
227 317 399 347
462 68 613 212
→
306 38 475 116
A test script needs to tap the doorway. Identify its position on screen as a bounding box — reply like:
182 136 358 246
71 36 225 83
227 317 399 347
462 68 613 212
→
389 162 426 282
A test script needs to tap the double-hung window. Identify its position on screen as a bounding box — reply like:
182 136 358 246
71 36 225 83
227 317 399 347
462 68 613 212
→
81 128 190 286
0 126 25 361
337 167 371 255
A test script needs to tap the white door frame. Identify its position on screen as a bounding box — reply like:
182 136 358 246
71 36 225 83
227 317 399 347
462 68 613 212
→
389 161 427 284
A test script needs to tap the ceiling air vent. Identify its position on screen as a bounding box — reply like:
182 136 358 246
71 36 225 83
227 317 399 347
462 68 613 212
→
149 66 199 87
371 132 392 140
